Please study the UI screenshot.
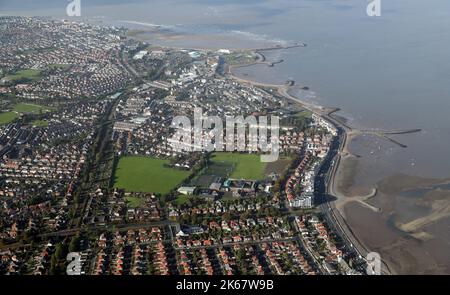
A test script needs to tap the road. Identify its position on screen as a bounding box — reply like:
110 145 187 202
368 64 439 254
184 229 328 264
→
227 67 392 274
315 127 392 275
39 220 179 238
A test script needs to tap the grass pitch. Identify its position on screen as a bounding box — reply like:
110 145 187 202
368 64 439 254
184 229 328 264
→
114 156 190 195
0 112 19 125
14 103 53 114
5 69 42 83
210 152 267 180
31 120 49 127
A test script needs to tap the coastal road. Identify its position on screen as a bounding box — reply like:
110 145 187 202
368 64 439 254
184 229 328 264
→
227 67 391 274
316 127 392 275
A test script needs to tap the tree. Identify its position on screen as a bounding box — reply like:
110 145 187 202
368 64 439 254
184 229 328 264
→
49 254 59 275
191 214 199 225
69 235 80 252
54 243 67 260
222 212 232 222
240 211 251 221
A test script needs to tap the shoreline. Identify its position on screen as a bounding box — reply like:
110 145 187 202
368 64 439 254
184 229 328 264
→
226 56 393 275
107 23 382 274
125 24 394 274
128 28 305 52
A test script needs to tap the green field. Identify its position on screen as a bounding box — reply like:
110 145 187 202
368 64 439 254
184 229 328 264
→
31 120 49 127
0 112 19 125
265 155 293 176
13 103 53 114
114 156 191 195
296 110 312 119
5 69 42 83
210 152 267 180
223 51 256 66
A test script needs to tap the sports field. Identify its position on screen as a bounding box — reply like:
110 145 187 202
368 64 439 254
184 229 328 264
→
31 120 49 127
113 156 190 195
5 69 42 82
0 112 19 125
13 103 53 114
210 152 267 180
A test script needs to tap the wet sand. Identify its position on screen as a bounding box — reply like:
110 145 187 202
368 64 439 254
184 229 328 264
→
345 200 444 274
127 27 283 51
338 157 450 274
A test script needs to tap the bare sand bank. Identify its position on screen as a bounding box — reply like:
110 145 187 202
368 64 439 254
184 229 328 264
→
339 166 450 274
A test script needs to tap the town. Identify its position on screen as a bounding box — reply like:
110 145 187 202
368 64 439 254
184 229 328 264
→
0 16 366 275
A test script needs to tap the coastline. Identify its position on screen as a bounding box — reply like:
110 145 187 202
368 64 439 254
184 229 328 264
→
127 25 398 274
226 55 393 275
2 9 449 276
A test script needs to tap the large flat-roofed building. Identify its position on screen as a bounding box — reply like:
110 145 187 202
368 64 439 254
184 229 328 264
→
177 186 197 195
288 193 314 209
223 179 256 193
113 121 138 132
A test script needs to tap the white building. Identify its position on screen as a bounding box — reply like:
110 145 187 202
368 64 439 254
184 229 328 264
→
133 50 148 60
289 193 314 209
